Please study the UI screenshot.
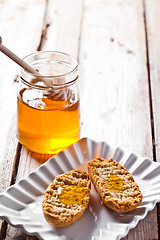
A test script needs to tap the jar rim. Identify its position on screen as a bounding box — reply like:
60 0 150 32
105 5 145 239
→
20 51 78 89
20 75 79 90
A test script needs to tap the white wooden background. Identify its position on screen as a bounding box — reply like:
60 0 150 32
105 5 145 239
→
0 0 159 239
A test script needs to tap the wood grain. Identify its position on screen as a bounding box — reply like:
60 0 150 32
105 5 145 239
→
41 0 83 57
79 0 157 239
145 0 160 163
79 0 152 156
144 0 160 238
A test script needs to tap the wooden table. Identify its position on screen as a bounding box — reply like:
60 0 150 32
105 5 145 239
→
0 0 159 239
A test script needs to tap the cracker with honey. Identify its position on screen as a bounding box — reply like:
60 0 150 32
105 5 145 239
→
88 158 142 212
42 170 91 227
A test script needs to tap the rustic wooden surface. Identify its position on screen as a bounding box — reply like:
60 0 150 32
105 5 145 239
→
0 0 159 239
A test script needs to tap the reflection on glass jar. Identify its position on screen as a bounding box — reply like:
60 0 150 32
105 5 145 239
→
17 51 80 154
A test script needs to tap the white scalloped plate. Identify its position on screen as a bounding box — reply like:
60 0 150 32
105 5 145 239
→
0 138 160 240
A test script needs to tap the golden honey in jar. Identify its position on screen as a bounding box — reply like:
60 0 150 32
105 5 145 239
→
17 51 80 154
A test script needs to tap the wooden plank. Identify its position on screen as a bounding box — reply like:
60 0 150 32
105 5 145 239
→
0 0 46 238
0 0 46 191
4 0 84 239
144 0 160 238
79 0 152 154
78 0 157 239
144 0 160 163
42 0 83 57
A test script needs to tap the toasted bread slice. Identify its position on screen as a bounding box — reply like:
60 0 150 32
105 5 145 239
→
88 158 142 212
42 170 91 227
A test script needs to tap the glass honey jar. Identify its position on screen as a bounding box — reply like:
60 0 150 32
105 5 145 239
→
17 51 80 154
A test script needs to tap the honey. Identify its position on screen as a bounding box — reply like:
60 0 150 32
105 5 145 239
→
58 186 89 205
17 88 80 154
103 174 123 192
17 51 80 154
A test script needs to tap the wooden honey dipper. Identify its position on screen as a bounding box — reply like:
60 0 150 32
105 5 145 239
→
0 36 78 110
0 37 40 76
0 36 65 95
